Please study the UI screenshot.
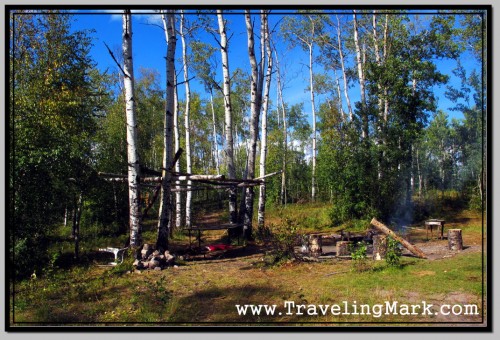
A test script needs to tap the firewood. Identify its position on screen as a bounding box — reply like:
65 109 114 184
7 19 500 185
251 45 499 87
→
370 218 427 259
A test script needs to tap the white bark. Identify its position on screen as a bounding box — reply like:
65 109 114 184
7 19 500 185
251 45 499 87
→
242 10 263 237
157 10 176 250
180 11 193 228
210 90 220 175
217 10 237 223
122 10 141 247
353 10 368 138
274 48 287 205
336 15 353 122
162 13 182 230
308 43 317 202
258 11 272 228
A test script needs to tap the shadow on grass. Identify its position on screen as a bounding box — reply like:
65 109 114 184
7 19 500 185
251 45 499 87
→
168 284 290 323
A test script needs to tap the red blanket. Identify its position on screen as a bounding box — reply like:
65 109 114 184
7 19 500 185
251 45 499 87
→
205 244 232 251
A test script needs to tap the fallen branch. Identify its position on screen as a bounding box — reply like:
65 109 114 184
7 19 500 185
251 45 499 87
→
370 218 427 259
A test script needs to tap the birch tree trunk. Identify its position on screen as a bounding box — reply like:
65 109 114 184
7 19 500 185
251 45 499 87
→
336 15 353 121
122 10 142 247
217 10 237 224
157 10 176 251
274 48 287 205
353 10 368 139
173 69 182 229
162 13 182 230
242 10 264 239
308 43 317 202
258 11 272 229
209 89 220 175
180 11 193 228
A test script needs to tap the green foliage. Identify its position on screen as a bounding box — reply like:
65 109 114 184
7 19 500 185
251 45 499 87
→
264 217 300 265
385 237 403 267
10 11 109 278
350 241 372 273
350 241 367 261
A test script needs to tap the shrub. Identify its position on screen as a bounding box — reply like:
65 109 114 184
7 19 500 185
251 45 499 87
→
264 217 300 265
385 236 402 267
350 241 372 272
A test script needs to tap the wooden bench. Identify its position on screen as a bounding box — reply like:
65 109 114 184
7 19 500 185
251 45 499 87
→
425 219 446 240
186 223 243 249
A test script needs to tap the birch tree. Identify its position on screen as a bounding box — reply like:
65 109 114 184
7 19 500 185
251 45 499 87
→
180 11 193 228
122 10 142 247
282 12 324 201
161 12 182 230
190 40 221 175
353 10 368 139
156 10 176 251
274 47 288 205
217 10 238 223
243 10 264 238
258 10 273 228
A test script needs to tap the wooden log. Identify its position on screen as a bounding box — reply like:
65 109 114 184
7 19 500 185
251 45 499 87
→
336 241 352 257
372 234 387 260
254 170 282 181
370 218 427 259
173 174 225 181
308 234 323 258
448 229 463 251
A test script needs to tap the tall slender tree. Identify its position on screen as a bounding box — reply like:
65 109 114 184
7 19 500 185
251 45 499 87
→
217 10 238 224
242 10 264 238
258 10 273 228
282 12 324 201
122 10 142 247
160 13 182 230
180 11 193 228
156 10 176 251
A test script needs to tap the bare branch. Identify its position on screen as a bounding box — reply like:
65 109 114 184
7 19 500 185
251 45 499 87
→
104 42 128 78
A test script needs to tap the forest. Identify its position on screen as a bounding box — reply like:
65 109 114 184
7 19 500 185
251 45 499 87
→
8 7 488 327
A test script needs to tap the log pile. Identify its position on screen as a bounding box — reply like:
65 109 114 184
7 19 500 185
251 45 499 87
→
133 243 175 271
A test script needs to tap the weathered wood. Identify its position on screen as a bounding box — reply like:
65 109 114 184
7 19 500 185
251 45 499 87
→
370 218 427 259
372 234 387 260
448 229 463 251
173 174 225 181
336 241 352 257
308 234 323 258
255 170 282 181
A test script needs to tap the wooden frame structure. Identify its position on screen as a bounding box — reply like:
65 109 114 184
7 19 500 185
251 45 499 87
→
98 149 282 245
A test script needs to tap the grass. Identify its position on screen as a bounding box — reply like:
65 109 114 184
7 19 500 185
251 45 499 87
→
10 201 487 326
265 202 332 233
11 250 484 325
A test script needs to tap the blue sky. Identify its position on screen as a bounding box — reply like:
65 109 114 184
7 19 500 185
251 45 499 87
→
70 9 482 126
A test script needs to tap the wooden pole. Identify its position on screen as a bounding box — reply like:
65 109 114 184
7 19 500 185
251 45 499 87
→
370 218 427 259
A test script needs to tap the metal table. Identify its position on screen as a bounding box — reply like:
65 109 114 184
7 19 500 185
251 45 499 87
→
425 219 446 240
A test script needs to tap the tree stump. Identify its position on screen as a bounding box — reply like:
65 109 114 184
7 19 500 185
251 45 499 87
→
336 241 352 257
308 234 323 257
448 229 463 251
372 234 387 260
